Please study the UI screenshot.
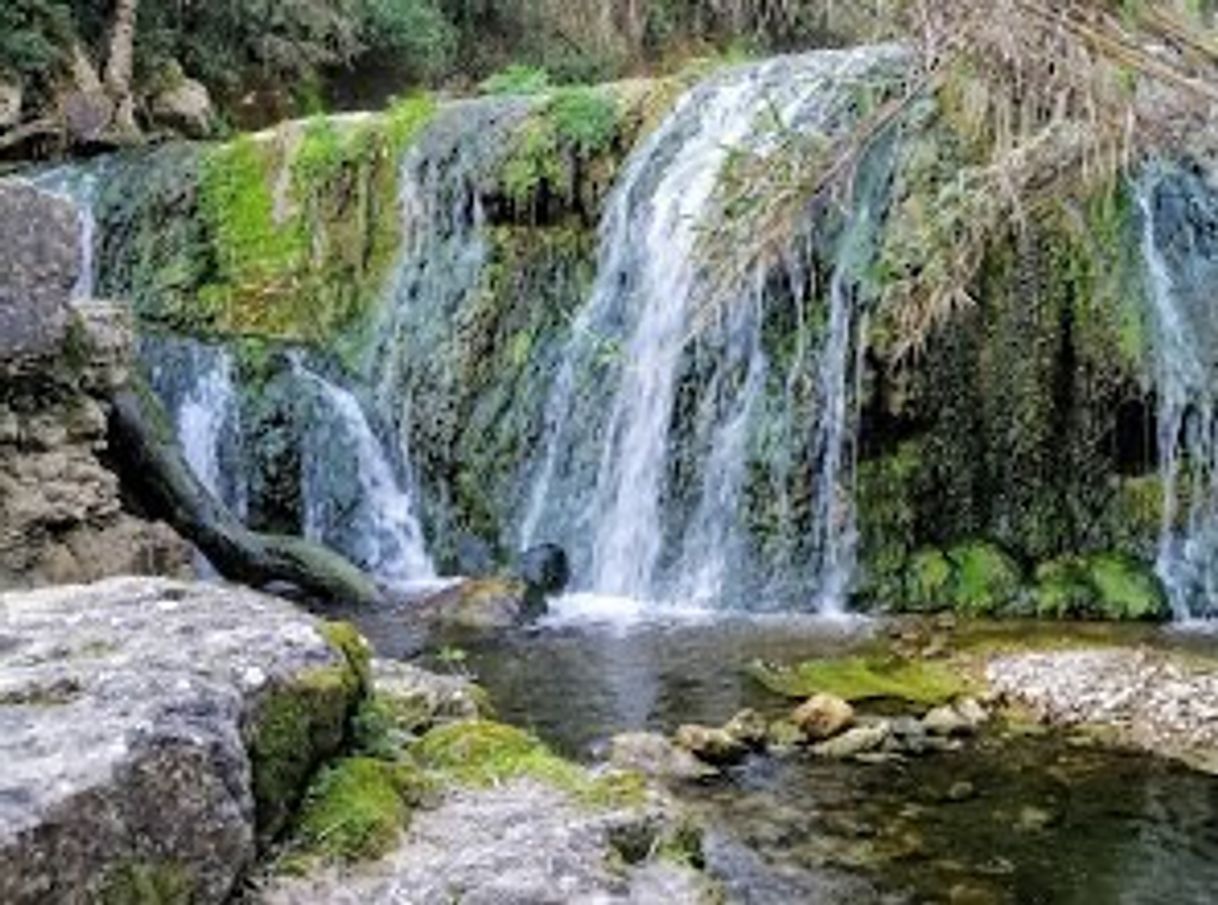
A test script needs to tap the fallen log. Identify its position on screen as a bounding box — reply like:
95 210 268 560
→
109 385 385 606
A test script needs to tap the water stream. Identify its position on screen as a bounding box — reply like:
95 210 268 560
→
1138 167 1218 621
521 48 903 612
295 360 436 587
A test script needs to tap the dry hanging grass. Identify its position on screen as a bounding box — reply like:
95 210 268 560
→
696 0 1218 360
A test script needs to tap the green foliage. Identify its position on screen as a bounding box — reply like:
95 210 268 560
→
359 0 456 78
0 0 69 80
293 757 424 862
500 86 621 207
550 87 618 154
1033 557 1095 618
481 64 552 95
749 656 971 705
907 548 953 608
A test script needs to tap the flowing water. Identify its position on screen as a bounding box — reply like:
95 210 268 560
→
349 604 1218 905
521 48 904 612
1138 167 1218 621
31 162 106 300
294 360 435 587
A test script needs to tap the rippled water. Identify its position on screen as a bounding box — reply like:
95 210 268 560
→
354 606 1218 904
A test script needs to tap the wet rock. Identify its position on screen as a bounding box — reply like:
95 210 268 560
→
792 693 854 741
812 724 889 759
0 578 365 904
723 708 768 750
151 77 216 138
956 696 990 728
413 578 527 632
1014 805 1057 833
519 543 570 595
923 704 976 737
884 716 930 755
0 180 77 361
610 732 718 782
372 659 487 733
675 724 749 766
766 719 805 750
946 780 977 802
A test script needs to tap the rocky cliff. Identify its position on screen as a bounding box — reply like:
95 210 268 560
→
0 179 189 590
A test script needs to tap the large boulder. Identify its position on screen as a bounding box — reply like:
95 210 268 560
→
151 77 216 139
0 180 77 362
0 578 368 904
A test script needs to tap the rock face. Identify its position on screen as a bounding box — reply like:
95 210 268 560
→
0 181 190 589
0 578 366 904
0 180 77 360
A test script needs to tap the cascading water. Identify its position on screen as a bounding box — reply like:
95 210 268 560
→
294 360 435 587
520 47 903 612
31 163 105 299
1137 166 1218 621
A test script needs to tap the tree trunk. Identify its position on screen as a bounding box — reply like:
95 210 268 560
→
108 387 386 607
104 0 139 137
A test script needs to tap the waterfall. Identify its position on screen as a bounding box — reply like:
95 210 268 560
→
1137 168 1218 621
31 163 104 300
294 361 435 587
521 48 903 610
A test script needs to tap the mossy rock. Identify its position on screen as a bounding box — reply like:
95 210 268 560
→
748 656 971 707
1032 553 1168 621
1086 553 1169 621
247 621 370 842
906 548 953 609
412 720 645 810
946 542 1024 615
1033 557 1094 618
291 757 426 863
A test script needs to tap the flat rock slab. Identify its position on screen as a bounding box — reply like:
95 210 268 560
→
0 577 360 904
260 779 713 905
987 648 1218 771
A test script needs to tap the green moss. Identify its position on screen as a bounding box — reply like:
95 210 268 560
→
947 542 1023 615
1032 553 1168 621
1033 557 1094 618
292 757 425 862
99 861 191 905
749 656 971 706
412 720 645 809
1086 553 1169 621
907 548 953 609
248 622 368 841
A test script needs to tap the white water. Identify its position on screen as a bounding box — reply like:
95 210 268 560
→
177 347 243 513
295 362 435 586
1138 175 1218 621
523 48 901 611
31 165 102 300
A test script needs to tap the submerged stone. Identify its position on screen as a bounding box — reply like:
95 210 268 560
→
792 693 855 741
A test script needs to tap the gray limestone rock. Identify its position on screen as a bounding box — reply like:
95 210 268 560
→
0 577 365 904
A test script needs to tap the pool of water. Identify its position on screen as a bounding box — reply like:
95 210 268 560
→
352 598 1218 904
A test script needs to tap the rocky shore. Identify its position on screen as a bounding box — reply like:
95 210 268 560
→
987 646 1218 772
